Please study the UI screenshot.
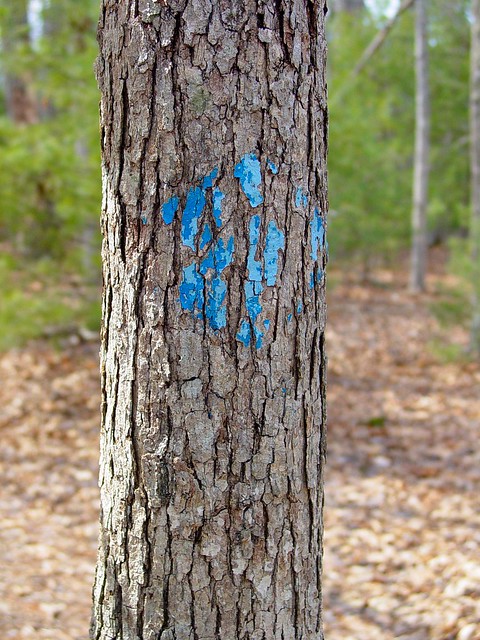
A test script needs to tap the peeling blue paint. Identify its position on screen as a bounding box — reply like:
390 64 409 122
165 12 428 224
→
180 263 204 313
214 236 235 273
297 301 303 314
205 277 228 330
234 153 264 208
281 387 287 395
310 207 325 261
213 188 225 228
182 187 206 249
318 267 324 282
264 221 285 286
162 195 179 225
199 249 215 275
202 167 219 190
237 320 251 347
263 319 270 330
247 215 263 281
141 214 148 225
295 187 309 208
200 223 212 250
267 159 279 175
310 272 315 289
287 313 293 323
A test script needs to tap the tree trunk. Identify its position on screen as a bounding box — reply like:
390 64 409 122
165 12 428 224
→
409 0 430 293
91 2 328 639
471 0 480 355
2 0 39 124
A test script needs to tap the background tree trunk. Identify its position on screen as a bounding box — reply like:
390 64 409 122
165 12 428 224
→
1 0 39 124
329 0 364 13
91 2 328 639
470 0 480 355
410 0 430 293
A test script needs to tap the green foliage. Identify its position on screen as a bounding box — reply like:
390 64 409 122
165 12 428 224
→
0 0 101 347
327 2 471 269
0 256 100 350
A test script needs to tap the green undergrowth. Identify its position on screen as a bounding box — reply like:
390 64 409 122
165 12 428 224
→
0 256 101 351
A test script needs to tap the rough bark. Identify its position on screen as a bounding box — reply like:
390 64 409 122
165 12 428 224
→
409 0 430 293
471 0 480 355
91 1 328 639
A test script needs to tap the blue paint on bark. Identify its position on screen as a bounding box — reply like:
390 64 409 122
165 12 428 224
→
267 159 279 175
162 195 179 225
213 188 225 228
247 215 263 281
234 153 264 208
310 207 325 261
205 277 228 330
264 221 285 286
295 187 309 208
141 214 148 225
237 320 251 347
182 187 206 249
297 301 303 314
202 167 219 189
287 313 293 323
180 263 204 313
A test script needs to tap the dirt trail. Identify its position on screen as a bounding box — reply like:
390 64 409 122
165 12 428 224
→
0 268 479 639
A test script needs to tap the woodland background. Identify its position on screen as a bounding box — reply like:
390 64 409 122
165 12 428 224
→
0 0 480 639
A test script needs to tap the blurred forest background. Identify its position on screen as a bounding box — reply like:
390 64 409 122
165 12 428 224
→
1 1 480 639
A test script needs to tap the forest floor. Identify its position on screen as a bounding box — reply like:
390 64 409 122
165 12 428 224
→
1 256 479 640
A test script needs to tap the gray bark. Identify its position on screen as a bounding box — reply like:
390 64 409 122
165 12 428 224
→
91 1 328 639
409 0 430 293
471 0 480 354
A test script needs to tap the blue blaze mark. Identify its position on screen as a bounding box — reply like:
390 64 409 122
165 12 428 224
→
310 272 315 289
180 263 204 313
237 320 251 347
213 188 225 228
214 236 235 273
295 187 309 208
199 249 214 275
197 236 235 329
242 281 265 349
234 153 264 208
162 195 179 225
200 224 212 250
310 207 325 261
287 313 293 322
264 221 285 286
297 301 303 314
247 215 262 281
267 159 279 175
206 277 228 330
202 167 219 190
182 187 206 249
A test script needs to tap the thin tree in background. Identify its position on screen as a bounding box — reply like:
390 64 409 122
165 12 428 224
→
470 0 480 354
1 1 38 124
410 0 430 293
91 1 328 638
